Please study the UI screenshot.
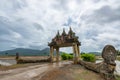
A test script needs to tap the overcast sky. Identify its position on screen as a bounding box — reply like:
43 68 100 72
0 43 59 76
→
0 0 120 52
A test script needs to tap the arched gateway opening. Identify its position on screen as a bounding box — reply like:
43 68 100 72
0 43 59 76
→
48 27 81 64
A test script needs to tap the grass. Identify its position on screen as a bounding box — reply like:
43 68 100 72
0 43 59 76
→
117 56 120 61
115 77 120 80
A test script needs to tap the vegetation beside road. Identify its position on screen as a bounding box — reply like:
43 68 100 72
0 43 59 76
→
61 52 73 60
61 52 96 62
81 53 96 62
117 56 120 61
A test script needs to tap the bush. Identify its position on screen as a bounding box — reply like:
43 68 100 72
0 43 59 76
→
68 55 73 59
81 53 95 62
61 53 68 60
61 53 73 60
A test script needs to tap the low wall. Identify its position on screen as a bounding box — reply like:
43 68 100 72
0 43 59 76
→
17 59 50 64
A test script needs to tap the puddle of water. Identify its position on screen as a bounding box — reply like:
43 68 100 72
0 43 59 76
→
0 59 16 66
96 60 103 63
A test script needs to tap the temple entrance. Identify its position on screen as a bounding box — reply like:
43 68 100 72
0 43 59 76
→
48 27 81 64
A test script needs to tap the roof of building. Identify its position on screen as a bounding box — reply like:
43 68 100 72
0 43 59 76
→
48 27 81 47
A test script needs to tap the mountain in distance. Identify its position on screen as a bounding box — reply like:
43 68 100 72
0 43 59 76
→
0 48 49 56
0 48 101 56
88 52 101 56
0 48 63 56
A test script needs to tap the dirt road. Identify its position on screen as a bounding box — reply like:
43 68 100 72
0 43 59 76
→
40 63 104 80
0 61 72 80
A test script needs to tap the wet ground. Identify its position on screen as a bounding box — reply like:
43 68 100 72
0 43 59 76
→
0 61 72 80
39 63 103 80
0 59 16 66
0 61 104 80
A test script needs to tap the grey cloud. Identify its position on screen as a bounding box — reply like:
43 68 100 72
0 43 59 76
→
0 16 25 39
0 0 27 13
0 16 15 36
84 29 98 39
93 0 101 3
52 0 68 10
81 5 120 24
63 17 74 26
52 0 82 11
0 38 15 44
0 0 120 52
92 0 108 3
0 43 14 51
0 25 11 35
29 45 45 50
33 23 44 30
0 14 46 51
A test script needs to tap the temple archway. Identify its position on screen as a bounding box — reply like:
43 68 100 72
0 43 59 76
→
48 27 81 64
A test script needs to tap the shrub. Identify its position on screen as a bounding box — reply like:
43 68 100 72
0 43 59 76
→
81 53 96 62
68 55 73 60
61 53 73 60
61 53 68 60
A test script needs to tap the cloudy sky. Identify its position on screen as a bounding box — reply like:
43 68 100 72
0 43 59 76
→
0 0 120 52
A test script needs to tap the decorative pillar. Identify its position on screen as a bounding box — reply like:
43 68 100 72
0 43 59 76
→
75 44 79 63
50 46 54 62
77 45 80 60
72 45 75 62
73 43 78 64
56 47 59 62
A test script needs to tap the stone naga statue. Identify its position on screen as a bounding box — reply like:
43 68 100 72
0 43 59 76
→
79 45 117 80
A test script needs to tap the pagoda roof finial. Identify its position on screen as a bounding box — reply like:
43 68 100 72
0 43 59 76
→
57 30 60 36
62 28 66 35
69 26 73 34
55 30 60 38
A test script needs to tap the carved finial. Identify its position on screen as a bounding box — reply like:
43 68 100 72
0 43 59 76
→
69 26 73 34
57 30 60 36
56 30 60 38
62 28 66 36
70 26 72 30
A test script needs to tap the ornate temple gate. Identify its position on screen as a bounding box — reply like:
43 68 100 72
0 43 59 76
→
48 28 81 64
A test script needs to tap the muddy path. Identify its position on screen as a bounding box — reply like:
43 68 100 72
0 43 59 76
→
0 61 72 80
39 63 104 80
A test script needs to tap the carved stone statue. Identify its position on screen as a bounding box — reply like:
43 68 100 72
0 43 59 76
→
16 52 19 60
102 45 116 65
79 45 117 80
